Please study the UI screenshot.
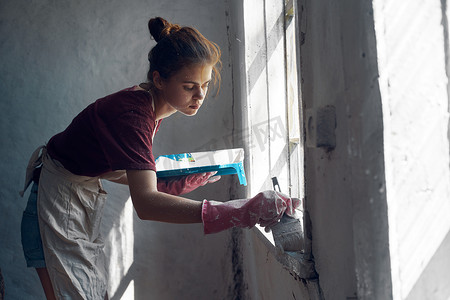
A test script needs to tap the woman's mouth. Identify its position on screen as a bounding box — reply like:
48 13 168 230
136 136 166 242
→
189 105 200 109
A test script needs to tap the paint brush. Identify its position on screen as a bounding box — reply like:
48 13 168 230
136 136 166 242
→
270 177 304 252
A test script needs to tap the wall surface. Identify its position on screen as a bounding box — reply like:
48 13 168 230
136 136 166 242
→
5 0 449 299
300 0 450 299
300 0 392 299
227 0 311 299
0 0 236 299
373 0 450 299
242 229 311 299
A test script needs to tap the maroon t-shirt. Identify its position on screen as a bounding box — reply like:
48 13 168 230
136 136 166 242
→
47 88 161 177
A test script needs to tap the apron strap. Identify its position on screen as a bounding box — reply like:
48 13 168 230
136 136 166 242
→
19 145 45 197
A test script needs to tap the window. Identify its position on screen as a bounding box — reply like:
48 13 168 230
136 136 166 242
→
238 0 304 247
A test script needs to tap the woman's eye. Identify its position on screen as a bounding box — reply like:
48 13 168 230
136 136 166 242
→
184 86 194 91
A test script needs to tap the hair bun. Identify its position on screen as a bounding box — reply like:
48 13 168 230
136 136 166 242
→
148 17 181 42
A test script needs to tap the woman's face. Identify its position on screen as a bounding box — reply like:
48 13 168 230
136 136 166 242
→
156 64 213 116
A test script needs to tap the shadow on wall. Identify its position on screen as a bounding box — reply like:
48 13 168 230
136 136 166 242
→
406 228 450 300
100 176 233 299
110 263 136 300
100 181 134 299
246 7 285 93
0 268 4 300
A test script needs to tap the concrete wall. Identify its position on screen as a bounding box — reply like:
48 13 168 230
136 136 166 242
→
300 0 450 299
299 0 392 299
3 0 450 299
0 1 236 299
373 0 450 299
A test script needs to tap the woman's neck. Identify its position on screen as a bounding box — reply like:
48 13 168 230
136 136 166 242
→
151 89 177 120
138 83 177 120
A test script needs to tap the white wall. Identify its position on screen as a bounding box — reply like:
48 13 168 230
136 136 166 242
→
299 0 450 299
6 0 448 299
373 0 450 299
299 0 392 299
0 1 237 299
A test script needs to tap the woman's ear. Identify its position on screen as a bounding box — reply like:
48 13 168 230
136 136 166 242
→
153 71 164 90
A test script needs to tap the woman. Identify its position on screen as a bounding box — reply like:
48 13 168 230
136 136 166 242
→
20 17 300 299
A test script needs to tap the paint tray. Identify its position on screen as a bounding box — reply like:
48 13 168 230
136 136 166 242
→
155 148 247 186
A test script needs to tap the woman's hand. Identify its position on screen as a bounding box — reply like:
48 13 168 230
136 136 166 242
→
201 190 301 234
126 170 300 235
157 172 220 196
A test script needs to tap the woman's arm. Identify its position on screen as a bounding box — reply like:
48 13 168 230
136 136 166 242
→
126 169 202 223
102 171 129 185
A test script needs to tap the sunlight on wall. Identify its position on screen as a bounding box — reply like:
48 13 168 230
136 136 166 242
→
107 196 134 299
241 0 303 246
373 0 450 298
245 0 271 195
122 279 134 299
244 0 291 195
238 0 306 256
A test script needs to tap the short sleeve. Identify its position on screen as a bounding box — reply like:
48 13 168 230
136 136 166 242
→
94 92 157 172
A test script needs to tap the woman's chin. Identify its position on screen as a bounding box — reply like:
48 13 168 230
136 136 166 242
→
179 109 199 116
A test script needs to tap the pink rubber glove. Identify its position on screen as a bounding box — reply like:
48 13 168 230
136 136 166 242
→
157 172 220 196
201 190 301 234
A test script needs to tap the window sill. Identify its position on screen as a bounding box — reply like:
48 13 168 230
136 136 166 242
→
252 221 318 280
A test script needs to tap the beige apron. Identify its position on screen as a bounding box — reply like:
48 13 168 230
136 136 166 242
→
24 146 108 299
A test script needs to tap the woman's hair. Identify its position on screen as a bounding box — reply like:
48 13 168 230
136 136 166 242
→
147 17 222 93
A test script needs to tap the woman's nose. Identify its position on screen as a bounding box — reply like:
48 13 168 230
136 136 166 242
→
193 86 205 99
